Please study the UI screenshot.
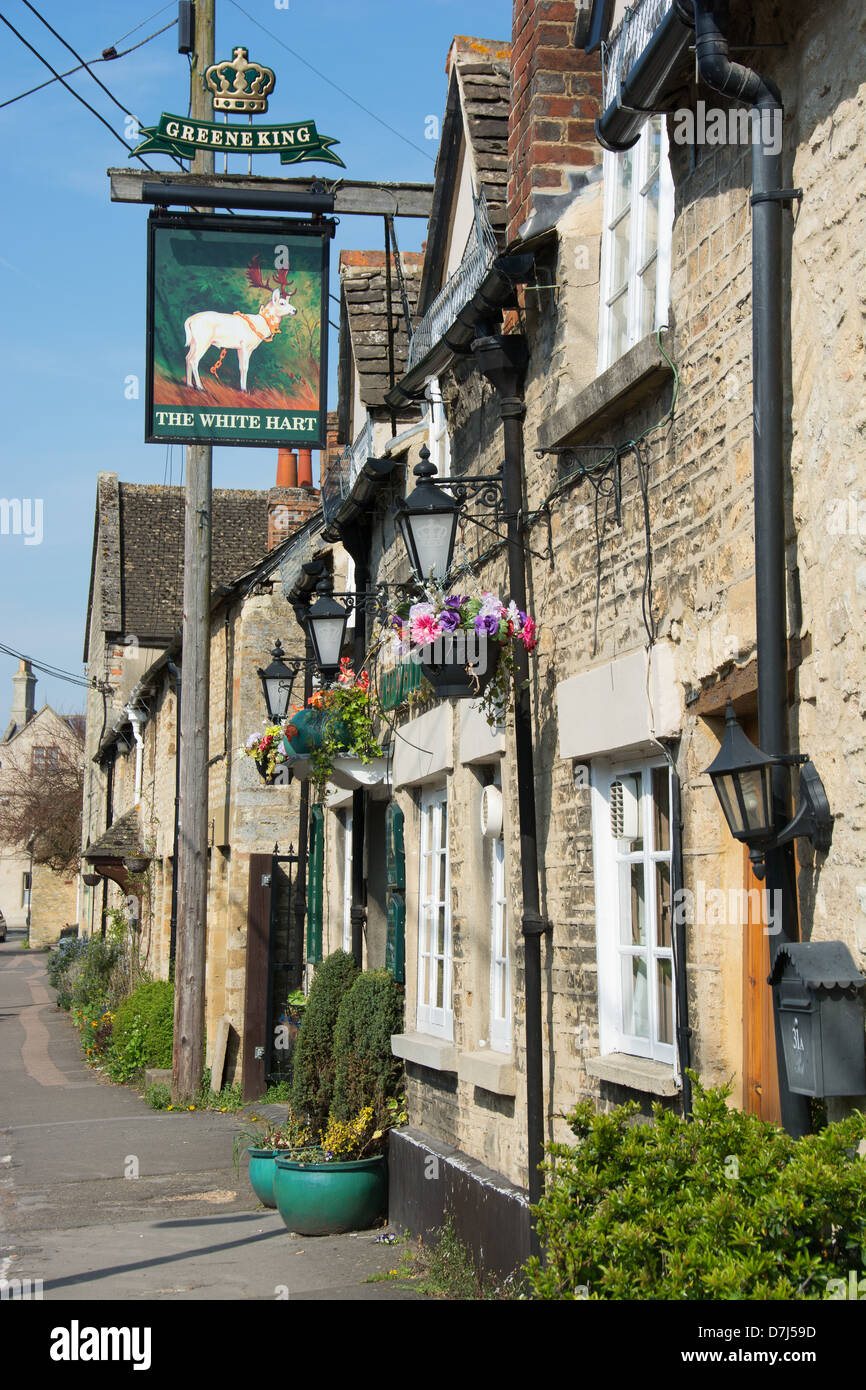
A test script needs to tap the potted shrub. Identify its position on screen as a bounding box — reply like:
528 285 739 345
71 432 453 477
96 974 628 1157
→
274 1102 404 1236
235 1108 314 1209
381 587 538 721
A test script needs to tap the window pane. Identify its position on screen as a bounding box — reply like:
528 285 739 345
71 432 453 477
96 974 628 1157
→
622 955 649 1038
438 851 447 903
653 767 670 851
646 117 662 179
436 955 444 1009
657 958 673 1045
420 944 429 1006
639 255 657 339
611 210 631 294
437 905 446 958
644 171 660 250
620 861 646 945
440 799 448 846
609 292 629 361
614 148 634 216
656 861 671 948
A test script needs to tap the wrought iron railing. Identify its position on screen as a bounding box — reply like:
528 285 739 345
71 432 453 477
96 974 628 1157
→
321 417 373 524
601 0 674 108
406 190 499 371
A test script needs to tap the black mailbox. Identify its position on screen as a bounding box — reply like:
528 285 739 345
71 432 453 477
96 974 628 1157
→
769 942 866 1098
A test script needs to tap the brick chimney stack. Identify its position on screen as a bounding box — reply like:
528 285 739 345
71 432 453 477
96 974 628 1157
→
507 0 602 245
267 451 320 551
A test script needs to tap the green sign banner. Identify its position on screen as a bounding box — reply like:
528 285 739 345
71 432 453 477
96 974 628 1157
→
134 112 345 166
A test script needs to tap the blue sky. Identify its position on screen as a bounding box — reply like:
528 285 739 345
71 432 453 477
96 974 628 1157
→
0 0 511 716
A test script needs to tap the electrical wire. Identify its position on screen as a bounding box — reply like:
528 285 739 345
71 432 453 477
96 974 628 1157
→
0 11 155 167
0 641 100 691
225 0 436 164
15 1 188 171
0 17 177 109
112 0 176 48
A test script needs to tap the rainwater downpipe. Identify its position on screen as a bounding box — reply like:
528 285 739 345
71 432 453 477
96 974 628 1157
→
126 704 147 806
167 659 182 966
692 0 810 1137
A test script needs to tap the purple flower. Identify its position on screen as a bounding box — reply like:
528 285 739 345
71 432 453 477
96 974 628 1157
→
475 612 500 637
444 594 467 609
439 607 461 632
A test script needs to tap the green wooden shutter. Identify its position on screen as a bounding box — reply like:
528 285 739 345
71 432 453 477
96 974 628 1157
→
307 804 324 964
385 802 406 982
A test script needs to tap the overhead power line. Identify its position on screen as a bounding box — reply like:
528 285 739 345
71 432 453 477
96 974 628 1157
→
0 641 99 691
0 14 177 110
13 1 187 171
0 11 155 167
225 0 436 164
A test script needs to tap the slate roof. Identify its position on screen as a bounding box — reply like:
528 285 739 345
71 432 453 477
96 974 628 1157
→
86 477 271 651
415 36 511 321
449 36 511 237
339 250 425 410
84 807 143 863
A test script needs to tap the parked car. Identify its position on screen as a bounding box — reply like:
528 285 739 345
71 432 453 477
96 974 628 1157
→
0 909 7 943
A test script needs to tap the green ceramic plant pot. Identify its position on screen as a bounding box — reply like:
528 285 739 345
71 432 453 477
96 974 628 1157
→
273 1154 387 1236
248 1147 278 1208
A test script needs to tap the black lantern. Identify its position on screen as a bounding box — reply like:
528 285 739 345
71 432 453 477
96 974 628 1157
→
705 701 832 877
705 702 775 843
395 445 460 584
257 639 298 723
305 575 351 680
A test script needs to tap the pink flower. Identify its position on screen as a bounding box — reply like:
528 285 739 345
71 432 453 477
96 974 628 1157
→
411 613 444 646
521 616 537 651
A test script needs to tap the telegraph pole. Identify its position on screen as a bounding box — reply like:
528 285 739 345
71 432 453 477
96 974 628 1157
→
173 0 216 1102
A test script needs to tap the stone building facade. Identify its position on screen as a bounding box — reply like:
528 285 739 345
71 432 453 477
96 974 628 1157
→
317 1 866 1269
0 664 82 947
80 468 328 1088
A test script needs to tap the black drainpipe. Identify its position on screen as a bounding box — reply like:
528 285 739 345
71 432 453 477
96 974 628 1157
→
692 0 809 1137
472 328 549 1257
167 657 182 968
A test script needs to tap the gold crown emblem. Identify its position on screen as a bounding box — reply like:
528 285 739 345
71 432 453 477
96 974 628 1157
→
205 46 276 114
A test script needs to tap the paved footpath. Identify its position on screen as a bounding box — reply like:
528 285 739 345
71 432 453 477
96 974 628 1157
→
0 931 422 1301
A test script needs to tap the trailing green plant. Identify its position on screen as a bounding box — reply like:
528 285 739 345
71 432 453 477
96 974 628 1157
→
290 949 359 1130
106 979 174 1083
332 968 405 1123
525 1076 866 1300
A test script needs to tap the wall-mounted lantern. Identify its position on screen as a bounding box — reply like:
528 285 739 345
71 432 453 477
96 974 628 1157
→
394 446 460 585
304 575 351 682
257 639 299 722
704 702 833 878
769 943 866 1097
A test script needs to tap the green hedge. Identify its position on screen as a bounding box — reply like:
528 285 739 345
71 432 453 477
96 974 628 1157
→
107 979 174 1083
525 1079 866 1300
332 969 404 1123
290 950 358 1130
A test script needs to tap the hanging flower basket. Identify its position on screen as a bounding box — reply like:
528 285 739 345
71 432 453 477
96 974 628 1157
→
243 722 295 784
417 631 501 700
380 587 538 719
281 662 383 793
123 855 149 875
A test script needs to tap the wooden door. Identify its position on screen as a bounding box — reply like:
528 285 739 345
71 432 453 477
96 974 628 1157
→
742 846 781 1123
242 853 272 1101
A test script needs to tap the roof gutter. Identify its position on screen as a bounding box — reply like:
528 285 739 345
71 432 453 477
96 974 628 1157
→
385 253 535 407
595 0 694 152
321 456 399 541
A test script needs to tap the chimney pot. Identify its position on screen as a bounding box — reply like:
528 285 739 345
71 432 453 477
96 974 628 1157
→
277 449 298 488
298 448 314 488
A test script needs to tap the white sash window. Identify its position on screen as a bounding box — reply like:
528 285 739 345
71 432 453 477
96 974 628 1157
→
416 786 453 1040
